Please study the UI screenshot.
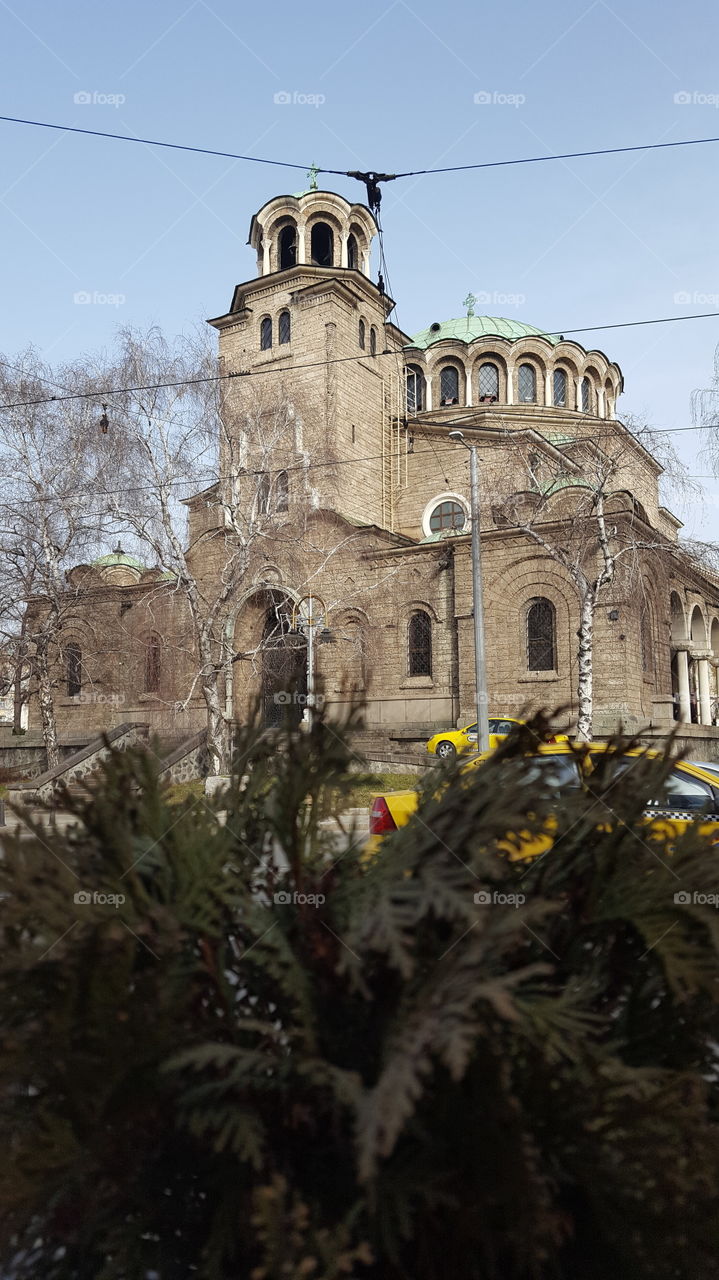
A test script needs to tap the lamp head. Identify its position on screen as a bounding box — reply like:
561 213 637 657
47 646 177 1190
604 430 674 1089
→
448 429 466 444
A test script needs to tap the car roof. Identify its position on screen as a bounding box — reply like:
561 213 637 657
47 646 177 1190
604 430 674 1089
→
466 741 719 786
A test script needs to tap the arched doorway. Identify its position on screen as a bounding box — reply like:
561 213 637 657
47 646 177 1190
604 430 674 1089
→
260 595 307 727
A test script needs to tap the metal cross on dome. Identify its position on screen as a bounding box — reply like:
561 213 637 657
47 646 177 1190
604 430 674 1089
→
463 292 478 318
307 162 319 190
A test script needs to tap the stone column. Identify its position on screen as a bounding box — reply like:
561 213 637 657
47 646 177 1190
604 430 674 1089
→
699 656 712 725
465 367 473 407
676 648 691 722
262 238 271 275
297 223 306 265
340 233 348 268
545 370 552 405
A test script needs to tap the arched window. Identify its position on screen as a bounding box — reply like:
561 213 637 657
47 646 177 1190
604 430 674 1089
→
145 634 161 694
347 233 358 269
260 316 272 350
275 470 289 513
369 326 377 356
64 643 82 697
408 610 432 677
278 310 291 345
310 221 333 266
406 364 425 412
581 377 592 412
439 365 460 405
278 224 297 271
553 368 567 407
526 598 556 671
478 363 499 402
518 364 537 404
359 318 366 350
429 500 466 532
257 473 271 515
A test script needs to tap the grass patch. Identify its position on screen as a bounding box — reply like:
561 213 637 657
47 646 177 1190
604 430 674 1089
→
164 772 418 811
164 779 205 806
345 772 418 809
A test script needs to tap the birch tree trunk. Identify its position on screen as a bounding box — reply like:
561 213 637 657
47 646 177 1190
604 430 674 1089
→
36 649 60 770
575 589 596 742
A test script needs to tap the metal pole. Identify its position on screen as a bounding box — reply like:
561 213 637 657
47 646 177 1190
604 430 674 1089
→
469 445 490 752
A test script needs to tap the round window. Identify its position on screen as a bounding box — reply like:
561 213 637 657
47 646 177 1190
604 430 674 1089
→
429 500 466 532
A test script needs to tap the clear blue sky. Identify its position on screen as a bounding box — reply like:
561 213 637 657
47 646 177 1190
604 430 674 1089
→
1 0 719 534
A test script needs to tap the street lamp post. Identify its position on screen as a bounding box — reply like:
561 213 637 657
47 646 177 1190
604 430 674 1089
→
292 594 327 730
448 430 490 753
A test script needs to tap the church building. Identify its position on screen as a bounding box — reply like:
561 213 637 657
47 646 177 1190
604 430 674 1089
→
30 184 719 757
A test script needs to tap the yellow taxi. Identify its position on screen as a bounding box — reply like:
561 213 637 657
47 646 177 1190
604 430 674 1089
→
426 717 568 759
426 716 524 760
368 741 719 859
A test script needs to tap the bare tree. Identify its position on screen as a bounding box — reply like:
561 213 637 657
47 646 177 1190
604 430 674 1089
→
0 355 114 766
99 327 348 774
486 418 684 740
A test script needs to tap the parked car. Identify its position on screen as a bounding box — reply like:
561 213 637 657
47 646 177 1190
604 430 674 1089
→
368 742 719 859
426 716 566 759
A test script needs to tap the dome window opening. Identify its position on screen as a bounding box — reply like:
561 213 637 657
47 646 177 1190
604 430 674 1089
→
278 224 297 271
553 368 567 407
518 364 537 404
347 233 358 270
581 376 592 413
440 366 460 405
429 500 466 533
311 221 334 267
406 365 425 413
478 363 499 403
278 310 291 345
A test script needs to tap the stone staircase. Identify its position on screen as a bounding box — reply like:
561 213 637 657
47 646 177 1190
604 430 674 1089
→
3 725 211 833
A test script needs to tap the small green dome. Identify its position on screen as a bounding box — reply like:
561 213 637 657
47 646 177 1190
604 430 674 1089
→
92 541 145 571
408 316 561 349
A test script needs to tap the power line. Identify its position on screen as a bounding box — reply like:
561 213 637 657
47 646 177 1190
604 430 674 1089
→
4 114 719 184
392 135 719 178
0 114 317 174
3 309 719 413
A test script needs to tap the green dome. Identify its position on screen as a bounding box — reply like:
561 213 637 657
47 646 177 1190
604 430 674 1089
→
92 542 145 571
408 316 561 349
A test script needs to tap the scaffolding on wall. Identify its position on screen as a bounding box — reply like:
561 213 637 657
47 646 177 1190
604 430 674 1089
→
381 369 408 532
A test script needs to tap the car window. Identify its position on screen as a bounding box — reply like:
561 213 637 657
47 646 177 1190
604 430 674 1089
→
492 720 516 735
651 770 717 812
522 756 581 795
591 755 717 813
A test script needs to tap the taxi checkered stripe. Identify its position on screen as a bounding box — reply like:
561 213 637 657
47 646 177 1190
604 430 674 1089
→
644 809 719 823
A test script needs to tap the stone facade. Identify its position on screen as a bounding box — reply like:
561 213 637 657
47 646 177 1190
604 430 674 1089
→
26 186 719 750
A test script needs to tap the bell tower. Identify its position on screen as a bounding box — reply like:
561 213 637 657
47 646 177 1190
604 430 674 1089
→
207 185 409 529
248 186 376 277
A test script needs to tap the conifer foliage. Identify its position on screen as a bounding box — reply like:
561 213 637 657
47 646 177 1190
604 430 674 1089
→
1 715 719 1278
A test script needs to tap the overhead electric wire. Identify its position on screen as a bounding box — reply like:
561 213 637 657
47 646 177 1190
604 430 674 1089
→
3 309 719 413
3 113 719 182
